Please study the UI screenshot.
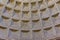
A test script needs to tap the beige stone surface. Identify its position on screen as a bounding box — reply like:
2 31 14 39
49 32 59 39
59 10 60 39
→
0 0 60 40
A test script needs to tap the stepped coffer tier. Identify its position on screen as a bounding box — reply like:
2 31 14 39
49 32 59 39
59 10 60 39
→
0 0 60 40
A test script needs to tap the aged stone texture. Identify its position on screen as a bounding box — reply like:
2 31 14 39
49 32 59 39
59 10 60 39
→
0 0 60 40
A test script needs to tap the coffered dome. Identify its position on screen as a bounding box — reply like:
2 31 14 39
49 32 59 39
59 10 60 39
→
0 0 60 40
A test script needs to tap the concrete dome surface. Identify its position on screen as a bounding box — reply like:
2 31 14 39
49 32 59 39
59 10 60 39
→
0 0 60 40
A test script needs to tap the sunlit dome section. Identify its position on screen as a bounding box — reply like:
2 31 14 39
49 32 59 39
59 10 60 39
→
0 0 60 40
